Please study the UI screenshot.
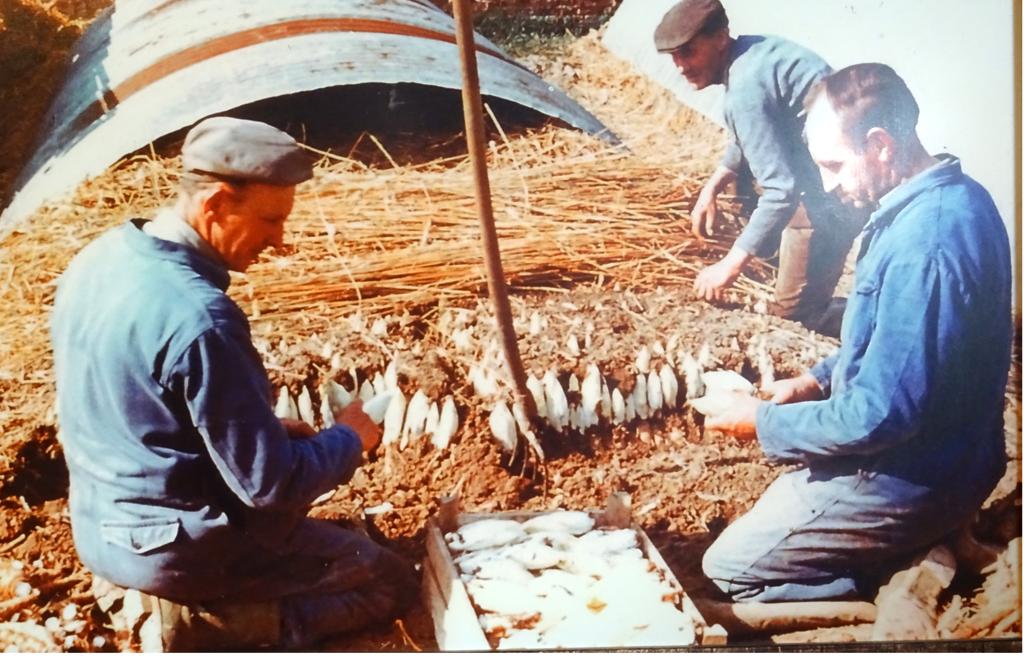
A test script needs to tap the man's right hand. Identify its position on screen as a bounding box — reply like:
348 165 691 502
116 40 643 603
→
335 401 382 454
690 167 737 240
761 373 825 404
690 182 720 240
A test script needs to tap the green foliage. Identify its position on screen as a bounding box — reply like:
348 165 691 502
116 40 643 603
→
474 10 615 57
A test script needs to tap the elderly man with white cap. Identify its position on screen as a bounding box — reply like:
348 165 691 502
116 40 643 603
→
50 117 416 650
656 0 863 334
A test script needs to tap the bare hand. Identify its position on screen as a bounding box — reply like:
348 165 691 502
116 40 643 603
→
280 418 316 438
762 373 824 404
704 392 761 440
694 259 741 301
690 184 720 240
335 400 382 454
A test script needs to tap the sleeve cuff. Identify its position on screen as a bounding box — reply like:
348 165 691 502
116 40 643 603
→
754 401 786 461
734 224 773 258
722 143 743 174
809 356 837 396
733 233 759 257
320 424 365 483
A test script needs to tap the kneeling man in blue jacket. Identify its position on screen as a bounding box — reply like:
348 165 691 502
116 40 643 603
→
51 117 416 650
703 63 1012 604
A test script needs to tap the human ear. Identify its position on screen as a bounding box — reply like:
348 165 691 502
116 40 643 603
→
711 26 730 50
865 127 896 164
199 183 235 225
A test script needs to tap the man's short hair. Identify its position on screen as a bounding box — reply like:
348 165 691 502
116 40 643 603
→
654 0 729 53
807 63 921 147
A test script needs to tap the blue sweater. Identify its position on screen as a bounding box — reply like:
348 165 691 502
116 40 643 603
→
757 158 1011 519
50 220 363 600
720 35 833 257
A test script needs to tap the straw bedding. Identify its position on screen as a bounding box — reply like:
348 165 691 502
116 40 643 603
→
0 31 771 468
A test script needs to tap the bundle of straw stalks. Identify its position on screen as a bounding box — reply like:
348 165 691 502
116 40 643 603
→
235 30 770 325
0 29 771 465
244 127 768 323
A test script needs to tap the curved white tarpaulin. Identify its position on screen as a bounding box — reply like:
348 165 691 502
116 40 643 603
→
1 0 617 233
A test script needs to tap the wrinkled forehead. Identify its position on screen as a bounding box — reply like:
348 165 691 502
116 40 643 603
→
233 181 297 215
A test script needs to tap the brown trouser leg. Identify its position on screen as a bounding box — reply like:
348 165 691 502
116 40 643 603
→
770 204 862 336
92 576 282 651
91 520 418 651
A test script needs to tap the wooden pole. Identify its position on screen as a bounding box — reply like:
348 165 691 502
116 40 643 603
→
451 0 541 448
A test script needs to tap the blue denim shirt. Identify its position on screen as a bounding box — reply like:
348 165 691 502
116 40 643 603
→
756 158 1011 517
50 221 363 600
720 35 833 257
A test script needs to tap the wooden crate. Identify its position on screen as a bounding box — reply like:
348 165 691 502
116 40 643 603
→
422 493 727 650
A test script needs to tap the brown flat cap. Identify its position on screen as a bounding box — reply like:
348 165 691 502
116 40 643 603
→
654 0 727 53
182 117 313 185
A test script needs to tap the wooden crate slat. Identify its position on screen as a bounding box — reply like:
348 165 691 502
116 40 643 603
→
422 555 491 651
635 528 724 646
424 517 493 649
423 503 727 650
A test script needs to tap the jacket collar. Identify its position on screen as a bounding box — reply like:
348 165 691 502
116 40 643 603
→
123 218 231 292
864 154 961 234
143 208 224 266
723 35 757 88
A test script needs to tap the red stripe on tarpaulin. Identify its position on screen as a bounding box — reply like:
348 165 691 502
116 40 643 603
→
71 16 523 135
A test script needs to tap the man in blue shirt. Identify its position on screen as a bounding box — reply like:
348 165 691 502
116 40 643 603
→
701 64 1011 604
50 117 416 649
655 0 863 335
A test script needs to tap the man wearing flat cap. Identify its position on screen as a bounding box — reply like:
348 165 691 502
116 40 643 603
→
51 117 415 650
656 0 862 334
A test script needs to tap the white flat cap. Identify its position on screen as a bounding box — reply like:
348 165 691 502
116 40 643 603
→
182 116 313 185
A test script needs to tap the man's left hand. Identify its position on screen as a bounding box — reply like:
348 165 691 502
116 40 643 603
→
694 261 739 301
335 401 383 454
705 392 761 440
693 248 750 302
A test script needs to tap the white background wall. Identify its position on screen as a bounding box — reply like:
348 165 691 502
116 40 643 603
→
604 0 1017 292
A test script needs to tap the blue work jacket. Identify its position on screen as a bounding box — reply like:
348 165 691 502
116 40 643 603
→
721 35 836 258
756 158 1012 520
50 220 363 600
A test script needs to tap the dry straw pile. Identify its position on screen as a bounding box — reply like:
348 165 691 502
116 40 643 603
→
0 31 770 462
